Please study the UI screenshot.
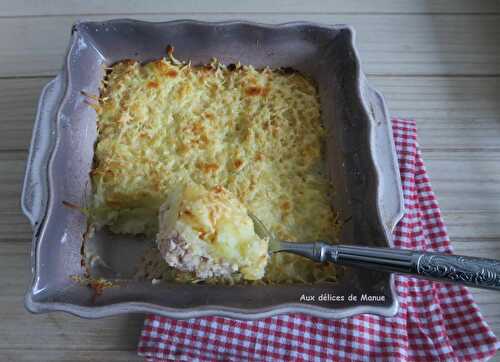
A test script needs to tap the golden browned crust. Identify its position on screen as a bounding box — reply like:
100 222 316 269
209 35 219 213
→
90 48 341 283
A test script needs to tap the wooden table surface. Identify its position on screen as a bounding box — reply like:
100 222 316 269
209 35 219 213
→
1 1 499 361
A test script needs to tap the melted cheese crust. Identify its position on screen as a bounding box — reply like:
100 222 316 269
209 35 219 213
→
91 55 340 283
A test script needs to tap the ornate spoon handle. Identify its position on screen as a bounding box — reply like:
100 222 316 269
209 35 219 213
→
277 241 500 290
414 253 500 290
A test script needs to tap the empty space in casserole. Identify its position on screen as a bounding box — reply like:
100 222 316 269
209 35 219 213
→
88 48 341 284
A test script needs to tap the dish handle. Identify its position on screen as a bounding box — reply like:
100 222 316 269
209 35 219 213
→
361 74 406 239
21 73 64 231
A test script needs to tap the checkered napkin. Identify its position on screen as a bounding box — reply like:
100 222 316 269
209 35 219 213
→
138 119 499 361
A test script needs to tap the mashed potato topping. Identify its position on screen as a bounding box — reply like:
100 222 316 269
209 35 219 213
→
156 183 268 280
90 48 341 283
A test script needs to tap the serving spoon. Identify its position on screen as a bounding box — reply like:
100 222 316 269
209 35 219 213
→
249 213 500 291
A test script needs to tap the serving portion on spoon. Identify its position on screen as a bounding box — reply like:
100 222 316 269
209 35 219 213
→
156 183 269 281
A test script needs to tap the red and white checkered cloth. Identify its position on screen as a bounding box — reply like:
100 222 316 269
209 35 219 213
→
138 119 499 361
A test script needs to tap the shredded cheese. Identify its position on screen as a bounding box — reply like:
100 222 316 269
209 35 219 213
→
90 50 341 284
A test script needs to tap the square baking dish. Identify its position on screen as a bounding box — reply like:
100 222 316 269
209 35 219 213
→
22 20 404 319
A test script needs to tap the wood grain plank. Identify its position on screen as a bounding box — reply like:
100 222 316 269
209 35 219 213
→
0 241 144 352
453 239 500 259
0 78 47 151
424 151 500 212
1 0 499 16
0 307 144 353
0 14 499 77
371 76 500 151
0 350 141 362
0 153 30 242
469 288 500 305
0 154 31 241
423 152 500 239
444 212 500 240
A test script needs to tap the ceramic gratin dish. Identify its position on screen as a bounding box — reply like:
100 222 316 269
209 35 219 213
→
22 20 404 319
